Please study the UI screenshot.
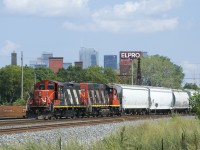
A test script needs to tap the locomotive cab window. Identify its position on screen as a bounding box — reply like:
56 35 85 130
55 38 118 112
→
39 84 45 90
35 84 44 90
48 84 54 90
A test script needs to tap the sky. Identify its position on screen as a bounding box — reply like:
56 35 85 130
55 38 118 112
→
0 0 200 85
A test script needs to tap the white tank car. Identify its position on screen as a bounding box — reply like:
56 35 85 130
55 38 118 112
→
114 84 150 115
146 86 173 113
172 89 190 113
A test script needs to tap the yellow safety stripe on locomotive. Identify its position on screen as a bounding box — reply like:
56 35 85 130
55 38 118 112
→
30 105 120 109
109 105 120 107
53 105 120 108
54 106 87 108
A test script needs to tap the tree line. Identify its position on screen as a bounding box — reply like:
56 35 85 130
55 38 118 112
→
0 55 198 105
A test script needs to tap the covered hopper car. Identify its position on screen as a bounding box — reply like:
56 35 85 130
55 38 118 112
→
113 84 191 114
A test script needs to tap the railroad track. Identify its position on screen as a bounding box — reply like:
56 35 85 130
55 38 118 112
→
0 115 174 135
0 114 169 127
0 119 48 126
0 118 122 135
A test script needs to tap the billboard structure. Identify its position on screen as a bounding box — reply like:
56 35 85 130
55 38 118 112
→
120 51 142 76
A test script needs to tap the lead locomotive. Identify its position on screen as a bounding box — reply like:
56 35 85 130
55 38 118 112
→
27 80 120 119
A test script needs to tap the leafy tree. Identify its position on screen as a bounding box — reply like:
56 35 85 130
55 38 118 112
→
56 68 66 82
57 66 119 84
131 55 184 88
0 65 61 105
13 98 27 106
23 66 35 100
0 65 21 104
57 66 86 82
85 66 105 83
34 66 59 81
189 92 200 118
183 83 199 90
103 67 119 83
84 66 109 83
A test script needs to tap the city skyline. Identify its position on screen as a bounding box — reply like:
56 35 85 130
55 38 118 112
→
7 47 200 86
0 0 200 84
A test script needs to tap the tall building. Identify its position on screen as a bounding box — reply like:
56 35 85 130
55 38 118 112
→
49 57 63 73
79 47 99 69
104 55 117 70
42 52 53 67
30 52 53 68
11 51 17 65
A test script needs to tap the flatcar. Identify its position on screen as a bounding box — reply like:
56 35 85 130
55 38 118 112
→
27 80 120 119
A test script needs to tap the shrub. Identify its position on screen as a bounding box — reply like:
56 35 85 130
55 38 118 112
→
13 99 27 106
189 92 200 118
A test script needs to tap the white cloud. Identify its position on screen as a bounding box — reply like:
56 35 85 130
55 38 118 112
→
3 0 89 17
3 0 182 33
93 0 181 19
0 40 18 56
63 0 181 33
88 18 178 33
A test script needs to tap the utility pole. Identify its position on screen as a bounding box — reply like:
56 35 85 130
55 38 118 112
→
137 58 142 85
132 59 134 85
21 51 23 100
34 72 36 84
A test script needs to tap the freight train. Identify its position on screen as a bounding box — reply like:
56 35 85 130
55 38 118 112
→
26 80 194 119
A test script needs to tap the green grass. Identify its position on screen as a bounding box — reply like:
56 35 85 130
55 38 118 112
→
0 139 86 150
1 117 200 150
95 117 200 150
